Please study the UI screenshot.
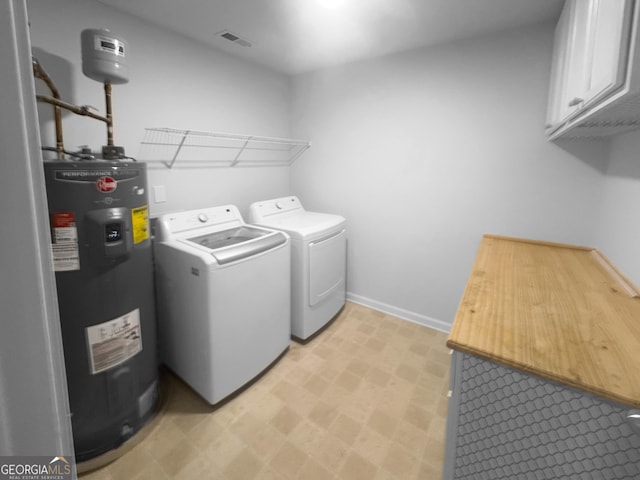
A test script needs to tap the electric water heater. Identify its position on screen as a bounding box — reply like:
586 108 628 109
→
43 160 158 462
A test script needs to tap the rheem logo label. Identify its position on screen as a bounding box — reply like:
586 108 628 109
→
96 176 117 193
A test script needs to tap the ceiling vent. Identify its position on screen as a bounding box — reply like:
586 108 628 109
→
217 30 252 48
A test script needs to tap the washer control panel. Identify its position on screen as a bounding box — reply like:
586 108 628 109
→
157 205 242 238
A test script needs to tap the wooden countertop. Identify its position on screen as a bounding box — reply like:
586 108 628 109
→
447 235 640 408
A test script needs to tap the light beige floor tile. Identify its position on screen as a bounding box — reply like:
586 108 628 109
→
339 452 378 480
147 439 195 477
428 414 448 440
328 413 363 446
364 336 386 352
338 391 377 425
410 383 442 409
171 452 216 480
228 411 264 444
418 460 444 479
316 362 342 383
271 379 317 416
367 408 399 439
320 378 352 406
270 404 303 435
79 302 451 480
409 341 430 356
130 460 169 480
269 441 307 479
308 432 350 474
201 430 245 470
352 425 392 465
381 444 420 478
287 419 324 455
223 447 264 480
363 365 392 388
424 358 449 378
140 417 188 461
246 391 283 422
297 457 335 480
187 414 226 452
245 423 285 461
423 436 446 467
308 400 339 430
212 399 248 429
303 373 331 397
393 419 430 459
403 403 434 432
107 443 155 480
395 363 421 382
284 364 315 386
334 370 362 393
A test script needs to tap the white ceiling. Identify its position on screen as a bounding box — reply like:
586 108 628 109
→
97 0 564 75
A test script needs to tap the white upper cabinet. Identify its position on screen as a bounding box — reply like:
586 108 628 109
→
582 0 632 108
546 0 593 128
547 0 640 139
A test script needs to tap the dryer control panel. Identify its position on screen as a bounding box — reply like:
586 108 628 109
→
250 196 303 219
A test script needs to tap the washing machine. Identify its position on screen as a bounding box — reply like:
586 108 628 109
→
153 205 290 404
249 196 346 340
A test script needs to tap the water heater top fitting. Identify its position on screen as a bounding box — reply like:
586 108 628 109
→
81 28 129 84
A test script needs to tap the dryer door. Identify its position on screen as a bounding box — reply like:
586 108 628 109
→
308 229 346 306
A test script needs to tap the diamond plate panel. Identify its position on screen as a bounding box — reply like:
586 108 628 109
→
452 353 640 479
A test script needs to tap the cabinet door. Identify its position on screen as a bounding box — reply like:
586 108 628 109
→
563 0 594 114
583 0 633 108
546 1 573 129
546 0 594 129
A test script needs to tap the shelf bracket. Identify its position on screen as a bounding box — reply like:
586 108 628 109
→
165 129 190 168
230 136 253 167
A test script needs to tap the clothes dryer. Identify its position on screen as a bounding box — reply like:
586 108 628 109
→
249 196 346 340
154 205 290 404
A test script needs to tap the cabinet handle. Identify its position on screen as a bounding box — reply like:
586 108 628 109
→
626 410 640 436
568 97 584 107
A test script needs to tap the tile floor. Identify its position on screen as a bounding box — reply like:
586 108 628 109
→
79 302 451 479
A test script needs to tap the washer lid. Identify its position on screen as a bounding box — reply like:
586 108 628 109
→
188 226 266 249
182 226 287 264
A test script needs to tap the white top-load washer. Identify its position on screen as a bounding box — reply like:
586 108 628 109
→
153 205 290 404
249 196 346 340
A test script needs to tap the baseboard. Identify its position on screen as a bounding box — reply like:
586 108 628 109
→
346 292 451 334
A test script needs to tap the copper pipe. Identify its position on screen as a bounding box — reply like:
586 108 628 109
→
32 57 65 158
104 81 114 146
35 95 109 124
33 58 117 155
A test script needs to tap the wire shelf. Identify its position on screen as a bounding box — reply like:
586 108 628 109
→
138 127 311 168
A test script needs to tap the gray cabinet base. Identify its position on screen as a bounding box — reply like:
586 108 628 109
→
444 351 640 479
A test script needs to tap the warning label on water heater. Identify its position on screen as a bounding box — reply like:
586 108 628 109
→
131 205 150 244
51 212 80 271
86 308 142 374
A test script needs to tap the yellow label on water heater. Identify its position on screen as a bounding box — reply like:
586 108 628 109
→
131 205 150 244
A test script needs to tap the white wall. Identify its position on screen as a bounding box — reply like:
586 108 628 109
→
27 0 294 217
27 1 634 333
290 23 609 330
593 130 640 286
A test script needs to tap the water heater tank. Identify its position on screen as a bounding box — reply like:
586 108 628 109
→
43 160 158 463
81 28 129 84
